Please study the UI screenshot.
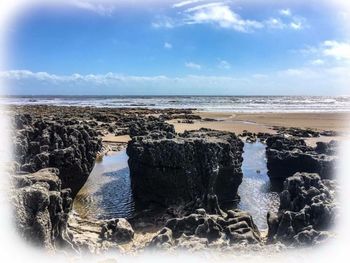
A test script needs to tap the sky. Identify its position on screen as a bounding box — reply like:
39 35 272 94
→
1 0 350 95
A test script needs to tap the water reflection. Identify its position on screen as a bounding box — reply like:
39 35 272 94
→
238 141 280 230
73 150 135 220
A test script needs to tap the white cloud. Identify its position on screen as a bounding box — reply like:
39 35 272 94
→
164 42 173 49
310 59 325 65
265 18 286 29
217 59 231 69
290 21 302 30
153 2 306 33
265 13 306 30
70 1 115 16
183 3 263 32
322 40 350 60
279 9 291 16
2 68 349 95
152 16 176 28
299 40 350 63
185 62 201 69
173 0 206 8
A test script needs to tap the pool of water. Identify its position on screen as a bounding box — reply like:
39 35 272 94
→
238 141 280 230
74 142 279 229
73 150 135 220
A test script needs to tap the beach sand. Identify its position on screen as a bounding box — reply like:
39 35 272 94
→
104 112 350 146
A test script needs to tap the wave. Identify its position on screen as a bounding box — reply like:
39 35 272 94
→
2 95 350 113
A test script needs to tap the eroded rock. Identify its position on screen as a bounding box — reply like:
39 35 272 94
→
127 127 244 206
267 172 337 246
13 114 102 197
99 218 134 243
266 136 338 180
11 168 73 250
149 207 261 249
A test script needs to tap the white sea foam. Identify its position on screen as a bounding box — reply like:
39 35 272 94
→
1 95 350 113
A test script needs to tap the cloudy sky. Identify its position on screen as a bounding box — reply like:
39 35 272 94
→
1 0 350 95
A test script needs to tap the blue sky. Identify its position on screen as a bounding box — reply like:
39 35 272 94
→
1 0 350 95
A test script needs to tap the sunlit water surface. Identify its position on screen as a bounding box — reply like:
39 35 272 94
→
238 141 280 229
73 150 135 220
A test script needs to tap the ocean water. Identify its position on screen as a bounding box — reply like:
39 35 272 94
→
3 95 350 112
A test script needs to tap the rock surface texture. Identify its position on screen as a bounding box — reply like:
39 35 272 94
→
267 172 337 246
13 114 102 197
149 208 261 249
266 136 338 181
12 168 73 249
127 126 244 206
99 218 134 243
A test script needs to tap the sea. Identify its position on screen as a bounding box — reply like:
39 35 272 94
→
2 95 350 112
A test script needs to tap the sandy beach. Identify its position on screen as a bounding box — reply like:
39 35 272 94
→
183 111 349 132
105 111 350 146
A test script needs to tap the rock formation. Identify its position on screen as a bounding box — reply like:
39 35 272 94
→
99 218 134 243
266 136 338 181
273 126 320 138
13 114 102 197
149 207 261 249
267 172 337 246
127 126 244 206
11 168 74 249
129 116 175 137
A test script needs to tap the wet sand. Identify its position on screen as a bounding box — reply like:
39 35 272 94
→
185 111 349 132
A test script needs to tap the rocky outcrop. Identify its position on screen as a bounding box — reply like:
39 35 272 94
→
11 168 73 250
129 116 175 137
127 127 244 206
149 208 261 249
266 136 338 180
159 113 201 121
273 126 320 138
11 105 199 137
99 218 134 243
267 172 337 246
13 114 102 197
314 140 338 155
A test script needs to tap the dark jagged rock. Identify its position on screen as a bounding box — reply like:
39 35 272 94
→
256 132 272 143
320 130 339 137
149 208 261 249
99 218 134 243
267 172 337 246
127 127 244 206
10 105 199 139
149 227 174 248
273 126 320 138
160 113 201 121
129 117 175 137
177 119 194 124
11 169 73 249
202 118 220 122
266 136 338 180
13 114 102 197
266 136 312 152
314 140 338 155
238 130 258 143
